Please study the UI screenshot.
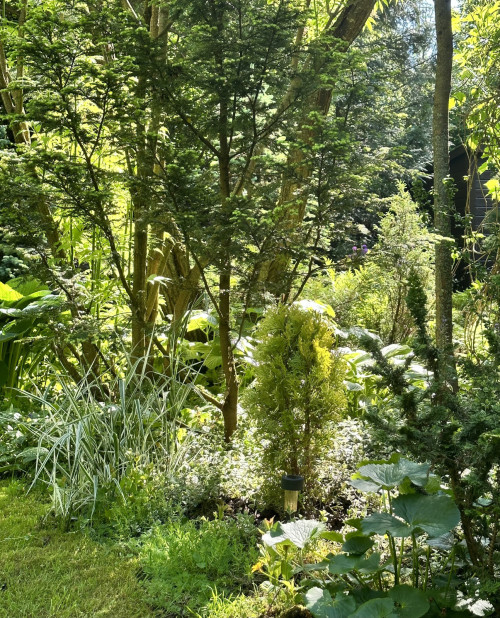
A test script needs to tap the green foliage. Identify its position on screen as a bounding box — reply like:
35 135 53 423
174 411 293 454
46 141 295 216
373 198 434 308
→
5 359 200 525
256 458 485 618
244 303 346 502
0 279 62 392
355 1 435 173
356 275 500 613
343 338 431 417
189 589 266 618
454 1 500 171
0 401 49 475
0 481 153 618
138 515 258 617
314 186 435 344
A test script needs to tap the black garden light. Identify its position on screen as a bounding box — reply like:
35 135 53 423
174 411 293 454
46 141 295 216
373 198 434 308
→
281 474 304 512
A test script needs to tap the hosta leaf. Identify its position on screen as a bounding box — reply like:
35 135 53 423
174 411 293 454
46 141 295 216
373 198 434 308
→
263 520 326 549
349 597 396 618
0 282 23 302
293 299 336 317
343 350 373 365
347 327 382 343
0 330 21 343
304 587 356 618
388 585 429 618
1 319 35 338
203 355 223 370
361 513 411 538
381 344 412 359
392 494 460 538
8 277 50 296
345 381 364 392
0 308 23 317
357 459 430 490
186 311 217 332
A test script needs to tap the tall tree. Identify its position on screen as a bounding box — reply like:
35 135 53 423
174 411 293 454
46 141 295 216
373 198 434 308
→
0 0 378 440
433 0 457 392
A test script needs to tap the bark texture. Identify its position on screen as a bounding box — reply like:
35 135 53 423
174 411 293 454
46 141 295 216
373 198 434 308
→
433 0 458 392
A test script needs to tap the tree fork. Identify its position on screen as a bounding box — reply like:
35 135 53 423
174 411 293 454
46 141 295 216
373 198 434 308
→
264 0 377 290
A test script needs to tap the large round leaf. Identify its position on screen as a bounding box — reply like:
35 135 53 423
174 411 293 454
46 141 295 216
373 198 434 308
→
329 552 381 575
348 597 397 618
262 520 326 549
304 587 356 618
341 535 374 555
357 459 431 490
350 478 382 493
392 494 460 538
361 513 411 538
388 585 429 618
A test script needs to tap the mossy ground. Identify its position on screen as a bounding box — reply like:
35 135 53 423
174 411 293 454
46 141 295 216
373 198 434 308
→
0 480 154 618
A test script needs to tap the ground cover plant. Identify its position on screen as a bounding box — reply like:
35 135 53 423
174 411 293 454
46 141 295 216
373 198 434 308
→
137 515 259 616
255 458 492 617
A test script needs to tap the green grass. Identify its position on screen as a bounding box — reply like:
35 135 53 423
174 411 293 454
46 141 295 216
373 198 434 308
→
0 480 154 618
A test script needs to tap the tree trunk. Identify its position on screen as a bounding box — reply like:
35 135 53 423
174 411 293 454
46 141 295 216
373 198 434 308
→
264 0 377 291
433 0 458 392
218 137 239 442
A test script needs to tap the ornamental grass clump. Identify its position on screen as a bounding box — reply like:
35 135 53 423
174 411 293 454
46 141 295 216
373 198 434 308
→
245 303 346 505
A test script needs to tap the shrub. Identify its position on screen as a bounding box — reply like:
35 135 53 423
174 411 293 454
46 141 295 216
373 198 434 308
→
244 303 346 504
305 185 436 344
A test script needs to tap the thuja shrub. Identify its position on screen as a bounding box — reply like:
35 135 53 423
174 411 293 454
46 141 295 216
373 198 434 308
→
244 303 346 505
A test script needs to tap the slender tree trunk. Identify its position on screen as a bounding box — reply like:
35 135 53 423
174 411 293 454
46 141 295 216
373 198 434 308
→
131 204 149 363
218 125 239 442
433 0 458 392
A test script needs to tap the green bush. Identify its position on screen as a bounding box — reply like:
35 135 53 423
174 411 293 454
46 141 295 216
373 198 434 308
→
244 303 346 504
138 515 258 617
304 185 436 344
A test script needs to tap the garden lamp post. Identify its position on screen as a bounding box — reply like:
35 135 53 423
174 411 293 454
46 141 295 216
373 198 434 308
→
281 474 304 512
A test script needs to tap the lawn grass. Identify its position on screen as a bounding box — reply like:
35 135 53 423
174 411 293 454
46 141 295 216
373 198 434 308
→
0 480 154 618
